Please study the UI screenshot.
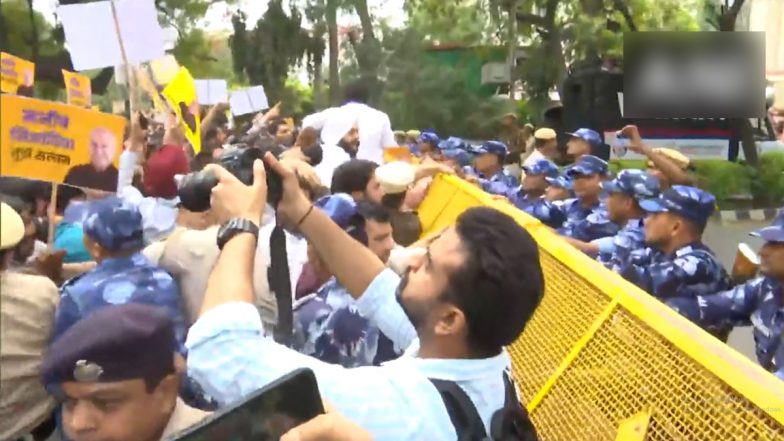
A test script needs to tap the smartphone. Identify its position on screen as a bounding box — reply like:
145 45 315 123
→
167 368 324 441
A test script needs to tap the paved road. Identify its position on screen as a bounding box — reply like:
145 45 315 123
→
702 218 768 362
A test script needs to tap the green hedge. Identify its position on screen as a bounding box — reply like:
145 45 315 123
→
611 152 784 204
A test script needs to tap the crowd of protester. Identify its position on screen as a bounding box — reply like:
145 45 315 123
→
1 79 783 441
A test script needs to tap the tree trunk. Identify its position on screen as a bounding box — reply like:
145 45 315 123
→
719 0 758 166
351 0 381 102
327 0 340 105
26 0 39 61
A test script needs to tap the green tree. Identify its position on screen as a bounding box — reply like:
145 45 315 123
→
231 1 323 104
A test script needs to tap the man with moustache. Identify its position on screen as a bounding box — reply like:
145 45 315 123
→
185 154 543 440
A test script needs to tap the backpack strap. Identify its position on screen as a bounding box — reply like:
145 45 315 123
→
489 372 539 441
429 379 490 441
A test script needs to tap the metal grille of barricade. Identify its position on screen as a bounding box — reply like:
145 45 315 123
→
416 174 784 441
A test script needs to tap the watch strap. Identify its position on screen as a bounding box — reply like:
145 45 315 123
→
217 218 259 250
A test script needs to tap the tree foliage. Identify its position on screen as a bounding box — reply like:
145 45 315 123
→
231 0 324 104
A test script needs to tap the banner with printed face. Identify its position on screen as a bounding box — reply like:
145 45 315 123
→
162 67 201 154
62 70 92 108
1 52 36 95
0 95 126 192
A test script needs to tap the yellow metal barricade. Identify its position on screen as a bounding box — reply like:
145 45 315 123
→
417 174 784 440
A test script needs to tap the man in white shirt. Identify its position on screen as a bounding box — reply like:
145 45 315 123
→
185 154 544 440
302 80 397 165
522 128 559 169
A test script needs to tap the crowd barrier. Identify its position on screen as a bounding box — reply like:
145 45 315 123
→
416 174 784 440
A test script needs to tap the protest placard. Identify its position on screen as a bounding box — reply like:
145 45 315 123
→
58 0 165 71
1 95 126 192
229 86 269 116
1 52 35 95
162 67 202 154
195 79 229 106
63 70 92 108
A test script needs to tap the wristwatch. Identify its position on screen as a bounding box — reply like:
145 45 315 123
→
216 218 259 250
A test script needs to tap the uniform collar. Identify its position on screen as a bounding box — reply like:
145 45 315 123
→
674 241 708 257
98 252 147 269
160 398 211 440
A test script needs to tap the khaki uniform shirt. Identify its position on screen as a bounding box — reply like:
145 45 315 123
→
0 271 59 440
159 398 211 440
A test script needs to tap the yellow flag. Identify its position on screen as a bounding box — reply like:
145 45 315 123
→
62 70 92 108
1 52 35 95
162 67 201 154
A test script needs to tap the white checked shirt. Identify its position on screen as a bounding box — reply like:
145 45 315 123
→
186 269 514 441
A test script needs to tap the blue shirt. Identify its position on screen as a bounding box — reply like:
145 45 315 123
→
598 218 646 269
464 167 520 196
667 276 784 380
618 242 731 302
555 198 604 237
293 277 401 367
53 253 187 353
186 269 516 440
511 193 567 229
570 207 621 242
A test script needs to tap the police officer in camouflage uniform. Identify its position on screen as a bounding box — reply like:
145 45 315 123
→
464 140 520 196
53 198 187 350
507 159 567 228
292 194 401 368
617 186 731 338
565 169 660 261
554 155 619 241
668 212 784 379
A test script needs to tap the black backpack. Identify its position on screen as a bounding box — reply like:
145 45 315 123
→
429 373 539 441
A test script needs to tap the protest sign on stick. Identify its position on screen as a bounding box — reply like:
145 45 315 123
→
1 52 35 95
229 86 269 116
58 0 165 71
1 95 127 193
62 70 92 108
195 80 229 106
162 67 202 154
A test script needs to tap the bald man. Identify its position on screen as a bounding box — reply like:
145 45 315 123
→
64 127 119 192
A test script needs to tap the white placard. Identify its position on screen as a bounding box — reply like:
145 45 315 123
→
58 0 166 71
195 79 229 105
229 86 269 116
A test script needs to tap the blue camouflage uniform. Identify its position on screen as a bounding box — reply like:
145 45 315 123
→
507 159 566 228
440 137 473 168
464 140 520 196
556 155 620 241
292 194 401 367
52 199 187 351
617 186 731 334
595 170 660 266
667 212 784 379
419 131 440 148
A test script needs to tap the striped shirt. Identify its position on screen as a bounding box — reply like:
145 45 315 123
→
186 269 515 440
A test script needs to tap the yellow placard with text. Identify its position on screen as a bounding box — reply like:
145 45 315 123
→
0 95 126 192
1 52 35 95
62 70 92 108
162 67 201 154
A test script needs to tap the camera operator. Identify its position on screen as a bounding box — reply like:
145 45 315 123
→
185 154 543 440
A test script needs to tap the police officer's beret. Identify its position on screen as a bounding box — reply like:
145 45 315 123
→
41 304 176 388
83 198 144 252
471 140 508 158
